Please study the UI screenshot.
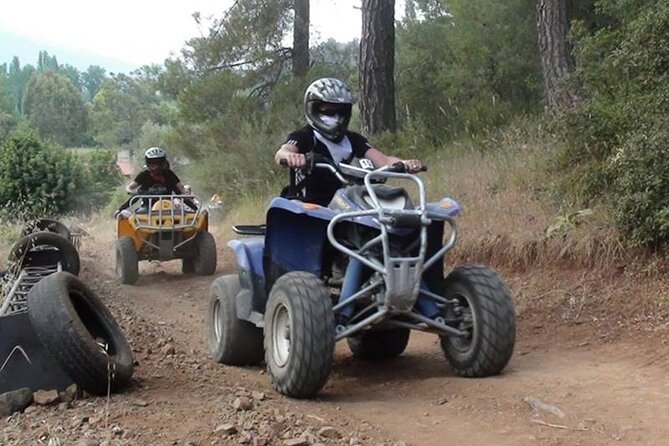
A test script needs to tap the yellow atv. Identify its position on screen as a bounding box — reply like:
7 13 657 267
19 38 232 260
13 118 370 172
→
114 194 217 284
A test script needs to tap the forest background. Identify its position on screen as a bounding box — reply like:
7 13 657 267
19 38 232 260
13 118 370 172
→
1 0 667 253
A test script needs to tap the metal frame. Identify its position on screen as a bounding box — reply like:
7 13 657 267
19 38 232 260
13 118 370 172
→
0 265 61 317
323 165 460 341
127 194 201 252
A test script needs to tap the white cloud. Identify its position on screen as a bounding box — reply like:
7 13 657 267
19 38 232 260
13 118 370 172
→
0 0 405 66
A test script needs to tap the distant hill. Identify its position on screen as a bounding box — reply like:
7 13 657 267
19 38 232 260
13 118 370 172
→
0 31 137 74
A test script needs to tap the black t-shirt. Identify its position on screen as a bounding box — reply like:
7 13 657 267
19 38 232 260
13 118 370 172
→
134 169 181 196
284 126 372 206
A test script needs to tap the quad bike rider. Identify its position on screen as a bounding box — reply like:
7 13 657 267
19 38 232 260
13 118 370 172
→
114 147 217 285
206 79 516 399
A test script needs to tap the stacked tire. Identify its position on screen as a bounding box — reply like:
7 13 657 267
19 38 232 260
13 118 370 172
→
7 221 134 395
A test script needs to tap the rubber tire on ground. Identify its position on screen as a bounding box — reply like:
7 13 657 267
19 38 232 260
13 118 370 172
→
193 232 217 276
264 271 335 399
115 237 138 285
347 328 411 359
440 265 516 377
21 219 71 239
206 274 264 365
8 231 80 275
27 271 134 395
181 259 196 274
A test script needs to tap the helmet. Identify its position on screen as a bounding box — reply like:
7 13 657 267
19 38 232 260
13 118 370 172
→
144 147 167 171
304 78 356 142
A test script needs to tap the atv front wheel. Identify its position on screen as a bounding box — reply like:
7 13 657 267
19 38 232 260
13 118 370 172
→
347 328 410 359
115 237 138 285
206 275 263 365
440 265 515 377
264 272 335 398
193 232 217 275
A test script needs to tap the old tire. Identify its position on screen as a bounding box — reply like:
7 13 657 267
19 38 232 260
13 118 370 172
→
265 272 335 398
206 275 263 365
440 265 516 377
347 328 411 359
21 219 71 239
8 231 80 275
193 232 217 276
115 237 138 285
27 272 134 395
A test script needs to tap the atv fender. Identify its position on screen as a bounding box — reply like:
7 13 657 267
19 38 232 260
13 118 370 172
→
227 238 266 325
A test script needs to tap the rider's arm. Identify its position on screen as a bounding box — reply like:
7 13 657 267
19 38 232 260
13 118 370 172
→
275 143 306 168
125 181 139 194
175 182 187 195
365 148 423 173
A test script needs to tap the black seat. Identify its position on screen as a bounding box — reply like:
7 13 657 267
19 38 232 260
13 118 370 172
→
346 185 412 210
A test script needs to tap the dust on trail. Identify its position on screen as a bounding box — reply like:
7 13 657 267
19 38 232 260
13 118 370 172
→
2 222 669 446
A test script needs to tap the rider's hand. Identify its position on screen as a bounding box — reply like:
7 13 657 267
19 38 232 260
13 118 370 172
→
402 159 423 173
282 152 306 169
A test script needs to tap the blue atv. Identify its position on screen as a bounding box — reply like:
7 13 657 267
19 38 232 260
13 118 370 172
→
206 155 516 398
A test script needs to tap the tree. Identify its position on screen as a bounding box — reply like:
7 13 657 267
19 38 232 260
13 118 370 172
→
37 50 59 72
89 74 154 147
82 65 107 101
292 0 310 77
360 0 396 134
537 0 577 111
22 71 88 146
7 57 35 115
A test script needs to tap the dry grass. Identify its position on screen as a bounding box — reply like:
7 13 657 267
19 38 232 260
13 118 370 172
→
420 123 632 272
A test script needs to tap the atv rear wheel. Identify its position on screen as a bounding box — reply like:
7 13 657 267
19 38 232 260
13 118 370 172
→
440 265 515 377
193 232 217 276
264 272 335 398
206 274 263 365
115 237 138 285
347 328 410 359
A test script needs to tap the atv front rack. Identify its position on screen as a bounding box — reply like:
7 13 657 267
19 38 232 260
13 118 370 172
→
326 168 459 340
128 194 202 230
127 194 203 252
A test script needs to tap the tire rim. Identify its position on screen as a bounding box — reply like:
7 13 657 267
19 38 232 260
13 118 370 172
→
448 292 477 354
271 302 291 367
213 299 222 342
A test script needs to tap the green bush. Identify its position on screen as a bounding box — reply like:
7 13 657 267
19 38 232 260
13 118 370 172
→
0 130 88 219
610 128 669 247
0 131 122 220
558 0 669 246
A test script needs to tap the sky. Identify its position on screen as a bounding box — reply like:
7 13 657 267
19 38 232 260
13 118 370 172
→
0 0 405 73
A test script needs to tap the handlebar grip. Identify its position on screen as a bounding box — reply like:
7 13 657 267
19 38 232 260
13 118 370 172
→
279 159 288 167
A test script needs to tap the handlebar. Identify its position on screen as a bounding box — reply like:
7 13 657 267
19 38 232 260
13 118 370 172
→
279 156 427 175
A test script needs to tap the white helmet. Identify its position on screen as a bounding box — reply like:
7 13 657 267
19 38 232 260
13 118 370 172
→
304 78 356 142
144 147 167 171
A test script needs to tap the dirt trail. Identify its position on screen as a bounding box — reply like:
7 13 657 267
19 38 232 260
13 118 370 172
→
86 226 669 446
3 228 669 445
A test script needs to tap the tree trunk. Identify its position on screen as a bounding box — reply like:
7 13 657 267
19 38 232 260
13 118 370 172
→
537 0 578 111
360 0 396 134
292 0 310 77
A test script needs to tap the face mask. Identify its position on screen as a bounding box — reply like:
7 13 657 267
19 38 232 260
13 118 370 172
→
320 114 342 126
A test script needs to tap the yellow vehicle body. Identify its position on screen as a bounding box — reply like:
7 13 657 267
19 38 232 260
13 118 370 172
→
116 199 209 255
114 195 217 284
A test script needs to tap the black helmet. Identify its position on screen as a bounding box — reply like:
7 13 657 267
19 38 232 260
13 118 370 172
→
304 78 356 142
144 147 168 171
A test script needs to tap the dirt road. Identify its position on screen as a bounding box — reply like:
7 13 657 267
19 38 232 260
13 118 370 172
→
2 230 669 446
